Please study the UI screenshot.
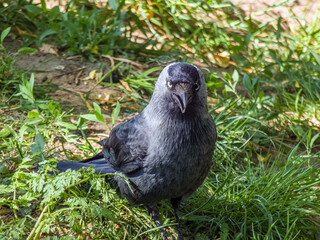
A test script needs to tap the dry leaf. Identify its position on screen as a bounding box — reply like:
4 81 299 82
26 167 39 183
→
208 51 230 68
120 80 133 92
83 70 98 80
214 51 230 68
15 26 37 38
39 43 58 55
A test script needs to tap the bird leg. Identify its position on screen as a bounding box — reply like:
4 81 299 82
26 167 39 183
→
171 197 184 240
147 204 168 240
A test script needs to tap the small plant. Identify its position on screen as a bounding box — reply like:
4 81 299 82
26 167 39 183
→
0 27 20 102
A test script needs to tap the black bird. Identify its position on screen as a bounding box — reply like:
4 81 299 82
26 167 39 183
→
56 62 217 240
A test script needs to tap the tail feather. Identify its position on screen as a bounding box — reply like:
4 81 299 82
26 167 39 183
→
56 153 116 174
83 158 108 165
80 152 104 163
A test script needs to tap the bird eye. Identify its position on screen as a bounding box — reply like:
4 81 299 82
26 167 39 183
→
167 80 173 89
194 83 200 91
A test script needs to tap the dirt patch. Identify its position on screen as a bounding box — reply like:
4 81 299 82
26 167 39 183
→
4 39 143 140
5 40 122 107
231 0 319 28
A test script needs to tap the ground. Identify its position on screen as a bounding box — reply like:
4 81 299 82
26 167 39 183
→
1 1 319 239
4 0 319 138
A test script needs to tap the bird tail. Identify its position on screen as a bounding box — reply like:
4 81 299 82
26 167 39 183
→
56 152 116 174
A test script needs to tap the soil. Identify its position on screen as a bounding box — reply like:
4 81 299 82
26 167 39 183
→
232 0 318 25
5 40 125 108
4 39 147 146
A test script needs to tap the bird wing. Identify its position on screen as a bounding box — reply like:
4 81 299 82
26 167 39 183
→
82 116 147 175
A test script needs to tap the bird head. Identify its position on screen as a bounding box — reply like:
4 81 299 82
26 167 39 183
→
153 62 207 114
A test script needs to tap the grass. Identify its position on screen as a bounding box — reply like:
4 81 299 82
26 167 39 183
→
0 0 320 239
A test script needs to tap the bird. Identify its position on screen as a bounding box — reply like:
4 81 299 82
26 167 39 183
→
56 62 217 240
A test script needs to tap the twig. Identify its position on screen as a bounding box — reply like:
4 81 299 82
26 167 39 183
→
54 67 86 78
58 86 85 95
66 55 81 60
102 55 145 68
75 67 85 85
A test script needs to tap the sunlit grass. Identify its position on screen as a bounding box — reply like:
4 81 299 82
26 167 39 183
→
0 1 320 239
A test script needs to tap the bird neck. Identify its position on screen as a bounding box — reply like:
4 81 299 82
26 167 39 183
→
143 99 205 131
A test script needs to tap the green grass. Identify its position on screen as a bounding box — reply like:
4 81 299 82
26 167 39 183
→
1 1 320 239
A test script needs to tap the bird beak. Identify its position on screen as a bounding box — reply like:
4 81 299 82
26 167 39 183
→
173 91 188 113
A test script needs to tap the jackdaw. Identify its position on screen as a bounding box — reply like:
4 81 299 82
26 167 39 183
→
56 62 217 240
